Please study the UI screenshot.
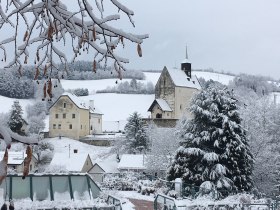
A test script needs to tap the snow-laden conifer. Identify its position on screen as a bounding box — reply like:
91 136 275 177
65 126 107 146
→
8 101 24 134
124 112 148 153
167 81 253 194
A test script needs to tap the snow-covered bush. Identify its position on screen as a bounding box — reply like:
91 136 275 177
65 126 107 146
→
69 88 89 96
26 101 47 134
33 141 54 165
101 172 140 191
146 125 179 177
0 69 34 99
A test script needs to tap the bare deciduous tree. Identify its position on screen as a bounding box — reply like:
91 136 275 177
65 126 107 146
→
0 0 148 79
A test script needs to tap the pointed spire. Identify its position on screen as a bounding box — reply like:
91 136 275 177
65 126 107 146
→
186 44 188 60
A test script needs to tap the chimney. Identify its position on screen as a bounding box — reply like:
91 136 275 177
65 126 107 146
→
89 100 94 111
181 44 192 78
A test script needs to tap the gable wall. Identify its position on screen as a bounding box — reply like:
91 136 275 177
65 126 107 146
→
49 96 89 140
155 69 175 118
90 114 102 134
150 104 172 119
82 155 94 172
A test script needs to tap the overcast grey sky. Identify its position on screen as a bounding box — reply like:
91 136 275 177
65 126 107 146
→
113 0 280 78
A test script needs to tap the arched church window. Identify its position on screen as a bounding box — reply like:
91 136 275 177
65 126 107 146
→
156 113 162 119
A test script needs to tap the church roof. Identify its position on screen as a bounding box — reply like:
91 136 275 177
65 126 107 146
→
164 66 201 89
148 99 172 112
181 58 191 64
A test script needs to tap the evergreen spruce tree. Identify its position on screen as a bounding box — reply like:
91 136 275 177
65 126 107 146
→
124 112 148 153
8 100 24 134
167 81 253 194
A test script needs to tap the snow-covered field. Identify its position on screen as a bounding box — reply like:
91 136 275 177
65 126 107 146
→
0 70 235 131
193 71 235 85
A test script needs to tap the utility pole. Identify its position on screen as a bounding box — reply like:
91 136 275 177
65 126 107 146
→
69 144 70 158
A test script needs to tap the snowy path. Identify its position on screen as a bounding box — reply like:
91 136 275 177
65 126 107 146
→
128 198 154 210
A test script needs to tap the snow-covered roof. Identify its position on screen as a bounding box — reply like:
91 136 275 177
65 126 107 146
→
51 92 103 115
118 154 146 170
50 152 91 172
61 92 88 110
148 99 172 112
92 155 119 173
164 66 201 89
0 151 25 165
89 105 103 115
181 58 191 64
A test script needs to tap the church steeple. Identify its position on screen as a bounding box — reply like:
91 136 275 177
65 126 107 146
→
181 45 192 78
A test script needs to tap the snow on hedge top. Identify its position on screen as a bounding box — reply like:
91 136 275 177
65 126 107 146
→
165 67 201 89
118 154 146 170
50 152 91 172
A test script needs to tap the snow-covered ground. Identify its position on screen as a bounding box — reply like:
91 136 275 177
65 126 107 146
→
44 137 111 161
193 71 235 85
0 70 235 132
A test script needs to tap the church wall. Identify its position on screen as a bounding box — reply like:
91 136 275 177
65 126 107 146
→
155 68 175 118
174 87 199 119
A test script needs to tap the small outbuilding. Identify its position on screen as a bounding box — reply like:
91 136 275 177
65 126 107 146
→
0 151 38 173
118 154 146 172
50 152 93 173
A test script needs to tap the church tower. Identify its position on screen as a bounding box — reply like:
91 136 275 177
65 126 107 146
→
181 45 192 78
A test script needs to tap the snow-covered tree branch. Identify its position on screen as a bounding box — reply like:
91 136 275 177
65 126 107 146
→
0 0 148 78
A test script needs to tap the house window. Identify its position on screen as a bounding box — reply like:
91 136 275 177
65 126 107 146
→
55 114 59 119
180 104 182 110
63 113 66 119
167 113 169 116
72 114 75 119
63 103 66 108
81 125 82 129
30 164 32 171
53 124 56 129
58 124 61 129
91 125 92 130
98 119 101 124
69 124 72 129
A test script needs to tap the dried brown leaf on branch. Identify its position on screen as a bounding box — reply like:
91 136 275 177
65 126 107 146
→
47 79 52 98
137 44 142 57
93 60 97 73
34 67 40 80
22 146 32 179
23 30 28 42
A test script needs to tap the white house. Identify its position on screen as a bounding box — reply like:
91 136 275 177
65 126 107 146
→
0 151 38 173
49 92 103 140
88 155 119 183
50 151 93 173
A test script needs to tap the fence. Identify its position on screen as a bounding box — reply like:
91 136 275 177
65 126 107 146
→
107 194 123 210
